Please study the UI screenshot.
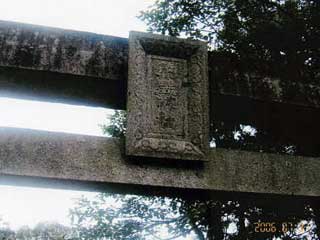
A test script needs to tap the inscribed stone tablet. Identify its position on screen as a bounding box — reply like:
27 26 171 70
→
126 31 209 161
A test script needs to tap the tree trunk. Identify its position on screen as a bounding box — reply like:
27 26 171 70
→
237 210 248 240
207 204 224 240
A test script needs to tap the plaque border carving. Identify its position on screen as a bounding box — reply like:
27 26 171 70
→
126 31 209 161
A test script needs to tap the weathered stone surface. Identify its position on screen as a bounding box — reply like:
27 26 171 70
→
0 127 319 197
0 20 128 80
126 32 209 161
0 66 126 109
0 21 320 109
208 52 320 108
0 20 319 110
0 21 318 199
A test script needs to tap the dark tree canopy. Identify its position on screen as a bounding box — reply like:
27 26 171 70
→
69 193 318 240
140 0 319 82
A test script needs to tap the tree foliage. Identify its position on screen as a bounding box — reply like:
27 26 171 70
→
140 0 319 82
0 220 74 240
100 110 127 138
69 192 318 240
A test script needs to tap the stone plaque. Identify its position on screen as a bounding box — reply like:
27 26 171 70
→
126 31 209 161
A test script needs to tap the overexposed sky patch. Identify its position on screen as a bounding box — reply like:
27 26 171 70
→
0 185 98 230
0 0 154 37
0 97 112 136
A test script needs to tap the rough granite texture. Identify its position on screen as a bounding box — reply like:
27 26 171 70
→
0 20 319 109
0 127 319 197
126 31 209 161
0 20 128 80
0 21 319 196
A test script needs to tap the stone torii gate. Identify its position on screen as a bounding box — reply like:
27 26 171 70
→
0 20 319 198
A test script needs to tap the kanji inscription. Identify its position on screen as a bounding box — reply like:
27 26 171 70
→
149 55 187 138
126 31 209 161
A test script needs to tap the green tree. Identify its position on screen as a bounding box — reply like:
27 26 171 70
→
70 193 231 240
69 191 318 240
0 219 74 240
0 217 15 240
140 0 319 82
100 110 126 138
15 226 32 240
30 222 72 240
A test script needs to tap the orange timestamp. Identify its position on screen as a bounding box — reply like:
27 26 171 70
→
254 222 299 233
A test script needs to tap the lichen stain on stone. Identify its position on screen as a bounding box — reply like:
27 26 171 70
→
13 44 35 67
66 45 77 59
53 43 63 69
85 43 106 77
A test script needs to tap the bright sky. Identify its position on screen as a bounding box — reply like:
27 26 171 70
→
0 97 112 136
0 0 155 230
0 185 98 230
0 0 153 38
